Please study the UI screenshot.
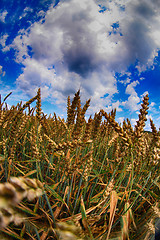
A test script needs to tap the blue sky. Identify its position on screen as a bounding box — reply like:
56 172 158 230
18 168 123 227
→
0 0 160 130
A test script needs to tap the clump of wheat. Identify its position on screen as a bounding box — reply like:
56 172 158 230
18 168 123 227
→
134 94 149 139
0 177 43 229
56 222 83 240
0 89 159 240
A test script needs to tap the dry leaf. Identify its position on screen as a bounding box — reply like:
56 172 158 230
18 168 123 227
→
106 190 118 240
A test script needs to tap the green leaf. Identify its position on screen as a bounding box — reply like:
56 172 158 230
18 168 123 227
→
45 185 69 210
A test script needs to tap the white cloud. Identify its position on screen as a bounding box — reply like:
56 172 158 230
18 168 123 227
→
0 65 5 77
131 118 138 127
123 95 140 112
118 117 124 124
2 0 160 115
0 10 8 23
0 33 8 48
5 0 119 110
125 81 139 95
119 77 131 86
141 91 149 97
150 102 155 107
122 81 140 111
19 7 33 20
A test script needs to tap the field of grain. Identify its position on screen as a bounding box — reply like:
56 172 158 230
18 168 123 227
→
0 88 159 240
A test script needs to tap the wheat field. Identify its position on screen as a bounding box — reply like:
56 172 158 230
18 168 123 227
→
0 88 159 240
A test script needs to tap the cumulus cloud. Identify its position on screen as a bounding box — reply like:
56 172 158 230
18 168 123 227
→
3 0 160 114
122 81 140 111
